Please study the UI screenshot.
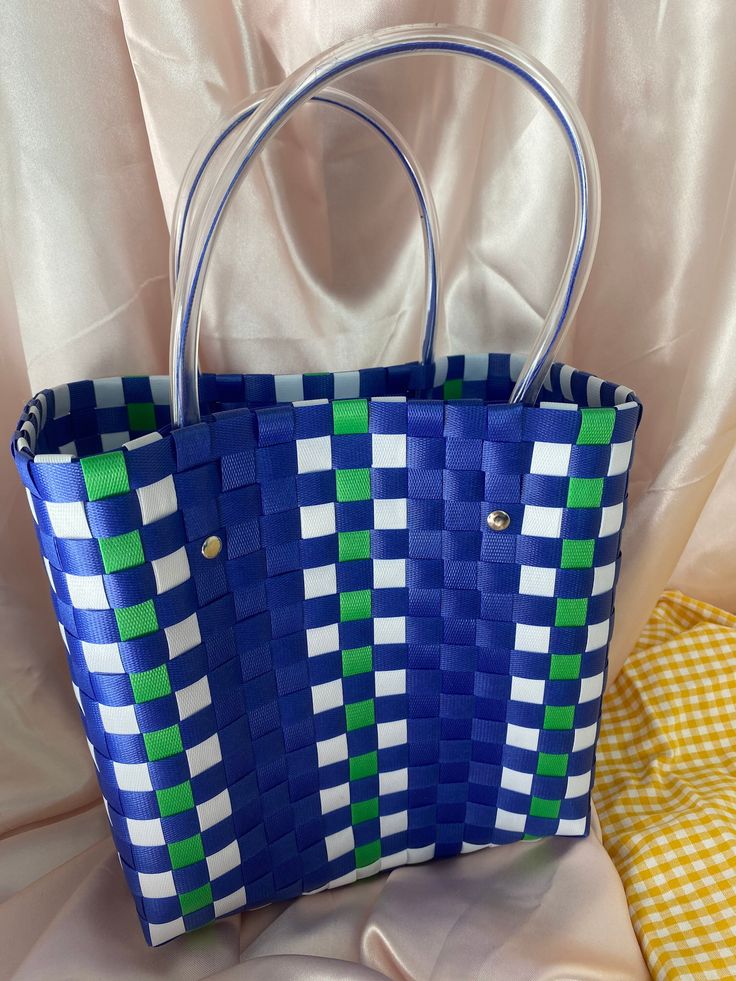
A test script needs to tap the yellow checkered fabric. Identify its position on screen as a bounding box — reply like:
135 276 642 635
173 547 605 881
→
594 591 736 981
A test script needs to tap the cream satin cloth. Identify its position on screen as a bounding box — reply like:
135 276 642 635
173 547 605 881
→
1 0 734 977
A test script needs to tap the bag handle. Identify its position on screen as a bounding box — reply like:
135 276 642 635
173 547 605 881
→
170 85 441 371
171 25 600 427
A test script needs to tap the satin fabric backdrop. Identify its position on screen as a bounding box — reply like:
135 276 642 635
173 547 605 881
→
0 0 733 976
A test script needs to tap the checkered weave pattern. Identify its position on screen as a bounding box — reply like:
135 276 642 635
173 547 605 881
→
594 590 736 981
11 353 640 945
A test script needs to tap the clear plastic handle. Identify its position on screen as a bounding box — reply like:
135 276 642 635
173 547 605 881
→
170 85 441 372
172 24 600 427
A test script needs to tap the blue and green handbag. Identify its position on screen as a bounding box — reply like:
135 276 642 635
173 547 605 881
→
10 26 641 946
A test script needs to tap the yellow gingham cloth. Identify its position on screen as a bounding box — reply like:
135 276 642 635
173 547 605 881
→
594 591 736 981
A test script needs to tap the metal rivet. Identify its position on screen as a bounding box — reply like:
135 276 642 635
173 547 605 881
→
486 510 511 532
201 535 222 559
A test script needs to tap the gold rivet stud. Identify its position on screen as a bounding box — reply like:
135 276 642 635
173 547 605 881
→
486 510 511 532
201 535 222 559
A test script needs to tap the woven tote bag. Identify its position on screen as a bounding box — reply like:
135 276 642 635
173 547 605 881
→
11 26 641 946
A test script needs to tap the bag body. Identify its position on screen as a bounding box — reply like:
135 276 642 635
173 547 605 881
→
12 356 640 945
